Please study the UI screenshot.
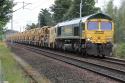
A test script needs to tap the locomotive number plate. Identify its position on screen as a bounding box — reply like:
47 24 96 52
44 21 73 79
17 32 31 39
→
95 31 104 34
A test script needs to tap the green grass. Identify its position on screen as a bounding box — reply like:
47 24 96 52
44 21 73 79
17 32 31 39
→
0 42 28 83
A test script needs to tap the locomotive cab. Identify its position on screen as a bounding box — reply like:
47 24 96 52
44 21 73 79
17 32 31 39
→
84 14 114 57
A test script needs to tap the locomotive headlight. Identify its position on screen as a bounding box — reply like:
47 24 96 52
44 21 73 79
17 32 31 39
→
86 38 92 41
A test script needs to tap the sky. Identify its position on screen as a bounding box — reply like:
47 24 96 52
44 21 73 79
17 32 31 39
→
6 0 122 31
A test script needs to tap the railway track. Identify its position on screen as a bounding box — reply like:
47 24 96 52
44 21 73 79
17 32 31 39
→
12 43 125 82
105 57 125 66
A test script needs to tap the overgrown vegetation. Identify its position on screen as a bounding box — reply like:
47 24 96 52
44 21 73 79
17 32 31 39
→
116 43 125 58
0 42 28 83
105 0 125 58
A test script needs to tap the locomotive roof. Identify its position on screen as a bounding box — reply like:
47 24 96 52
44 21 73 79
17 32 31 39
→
56 13 112 27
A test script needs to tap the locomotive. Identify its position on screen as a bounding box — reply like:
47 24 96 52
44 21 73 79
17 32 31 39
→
7 13 114 57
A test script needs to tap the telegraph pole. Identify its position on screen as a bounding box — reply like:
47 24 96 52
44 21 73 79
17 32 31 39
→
80 0 82 18
79 0 82 49
11 1 31 30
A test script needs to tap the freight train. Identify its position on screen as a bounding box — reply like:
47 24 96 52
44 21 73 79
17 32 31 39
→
7 13 114 57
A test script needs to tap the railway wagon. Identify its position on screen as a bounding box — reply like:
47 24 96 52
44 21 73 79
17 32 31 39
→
55 13 114 57
14 26 55 48
33 28 43 46
28 26 54 47
39 26 56 48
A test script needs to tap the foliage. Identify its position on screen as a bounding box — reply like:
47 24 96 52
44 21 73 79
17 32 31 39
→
50 0 72 23
0 0 13 28
51 0 99 23
38 8 54 27
105 0 115 18
117 1 125 42
116 43 125 58
26 23 38 30
37 0 99 26
64 0 99 20
0 0 13 40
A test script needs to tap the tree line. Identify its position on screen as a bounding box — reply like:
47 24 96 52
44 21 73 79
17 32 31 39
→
26 0 99 29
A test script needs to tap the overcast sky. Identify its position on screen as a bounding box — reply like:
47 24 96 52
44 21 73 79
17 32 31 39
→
6 0 121 31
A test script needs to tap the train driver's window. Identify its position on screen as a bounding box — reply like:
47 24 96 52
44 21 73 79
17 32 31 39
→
82 23 85 30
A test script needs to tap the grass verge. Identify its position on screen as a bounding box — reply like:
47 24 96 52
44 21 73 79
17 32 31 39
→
0 42 28 83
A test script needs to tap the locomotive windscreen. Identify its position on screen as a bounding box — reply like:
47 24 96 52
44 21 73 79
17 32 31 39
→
88 22 98 30
87 21 112 31
101 22 112 31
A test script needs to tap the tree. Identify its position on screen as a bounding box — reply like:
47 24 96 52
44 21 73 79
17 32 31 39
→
65 0 99 19
0 0 13 27
0 0 13 40
38 9 54 27
105 0 114 15
50 0 72 23
51 0 99 23
118 1 125 42
26 23 38 30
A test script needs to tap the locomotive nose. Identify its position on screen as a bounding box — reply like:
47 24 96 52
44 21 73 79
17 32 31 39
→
95 35 105 43
97 37 101 40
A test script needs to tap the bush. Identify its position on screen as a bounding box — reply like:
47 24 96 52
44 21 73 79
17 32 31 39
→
116 43 125 58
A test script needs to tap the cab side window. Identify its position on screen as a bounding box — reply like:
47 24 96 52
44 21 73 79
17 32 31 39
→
82 23 85 30
74 25 79 36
